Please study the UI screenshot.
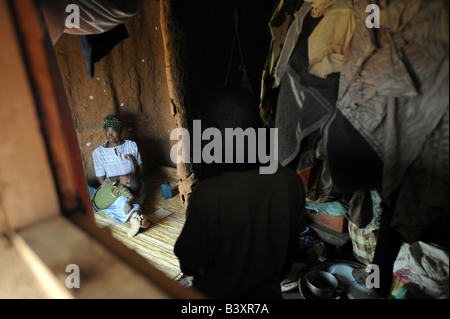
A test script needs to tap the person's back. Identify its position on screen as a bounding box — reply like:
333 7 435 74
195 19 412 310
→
175 165 305 298
174 86 306 298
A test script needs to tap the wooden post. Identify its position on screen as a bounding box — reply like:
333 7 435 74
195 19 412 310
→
160 0 196 206
8 0 94 221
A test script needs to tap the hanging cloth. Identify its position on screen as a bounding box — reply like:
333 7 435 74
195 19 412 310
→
332 0 449 243
304 0 335 17
273 1 313 88
79 23 129 77
306 0 355 78
259 0 304 126
39 0 142 44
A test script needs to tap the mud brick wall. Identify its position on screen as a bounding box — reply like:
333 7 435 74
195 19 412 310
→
54 0 176 185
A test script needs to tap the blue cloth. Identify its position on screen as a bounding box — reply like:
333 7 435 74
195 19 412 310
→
89 186 99 212
306 199 350 218
88 185 140 223
306 191 382 227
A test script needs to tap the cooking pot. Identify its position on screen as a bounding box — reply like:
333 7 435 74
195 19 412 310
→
306 270 339 299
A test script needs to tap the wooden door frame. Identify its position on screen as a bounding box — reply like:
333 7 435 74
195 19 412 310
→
0 0 203 299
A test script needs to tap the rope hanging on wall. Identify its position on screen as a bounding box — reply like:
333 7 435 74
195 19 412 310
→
224 8 255 95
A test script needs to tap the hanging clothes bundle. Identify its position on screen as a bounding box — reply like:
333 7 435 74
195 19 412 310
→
262 0 357 203
324 0 449 244
321 0 449 298
260 0 448 298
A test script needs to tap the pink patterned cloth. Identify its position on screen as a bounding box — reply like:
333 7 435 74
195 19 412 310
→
93 140 142 178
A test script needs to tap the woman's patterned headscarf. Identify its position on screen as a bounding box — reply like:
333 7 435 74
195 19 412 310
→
103 114 122 130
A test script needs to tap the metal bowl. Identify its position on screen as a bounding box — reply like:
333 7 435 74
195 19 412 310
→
306 270 339 299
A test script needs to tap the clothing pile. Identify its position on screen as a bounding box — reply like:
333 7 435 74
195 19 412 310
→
261 0 449 296
390 241 449 299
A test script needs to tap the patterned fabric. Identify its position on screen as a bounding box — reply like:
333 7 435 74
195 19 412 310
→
334 0 449 243
347 192 382 266
348 220 379 266
297 132 338 202
103 114 122 130
93 140 142 178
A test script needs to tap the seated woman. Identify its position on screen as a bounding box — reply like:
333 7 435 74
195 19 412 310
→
89 115 149 236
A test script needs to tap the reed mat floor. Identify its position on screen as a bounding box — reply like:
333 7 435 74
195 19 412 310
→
93 166 186 280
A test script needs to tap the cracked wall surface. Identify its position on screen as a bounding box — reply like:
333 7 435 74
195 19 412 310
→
53 0 176 184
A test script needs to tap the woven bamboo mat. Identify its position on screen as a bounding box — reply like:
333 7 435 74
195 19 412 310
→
94 166 186 280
